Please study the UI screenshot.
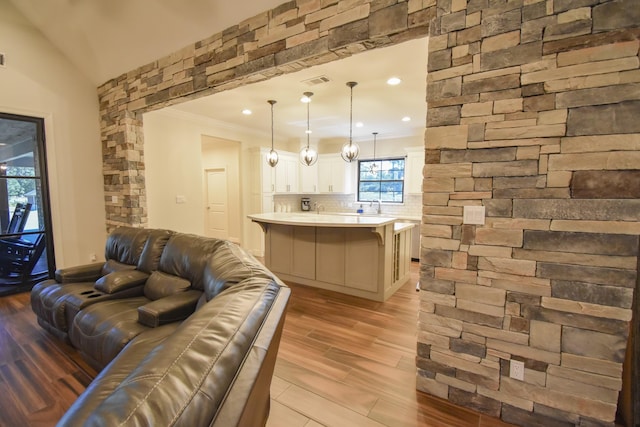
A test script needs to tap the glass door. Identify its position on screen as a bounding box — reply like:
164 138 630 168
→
0 113 54 294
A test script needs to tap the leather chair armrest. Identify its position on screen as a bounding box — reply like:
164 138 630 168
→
55 262 105 283
95 270 149 294
137 290 202 327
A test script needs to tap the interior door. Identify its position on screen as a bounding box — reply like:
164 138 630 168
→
205 168 229 239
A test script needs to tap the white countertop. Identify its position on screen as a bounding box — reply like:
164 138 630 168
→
248 212 397 228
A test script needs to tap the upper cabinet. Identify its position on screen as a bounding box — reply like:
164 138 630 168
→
275 152 299 193
318 154 354 194
299 160 318 194
249 147 275 194
405 147 424 194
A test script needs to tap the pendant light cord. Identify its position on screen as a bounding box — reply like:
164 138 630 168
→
346 82 357 148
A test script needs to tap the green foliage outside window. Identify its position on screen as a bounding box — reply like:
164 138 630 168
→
357 158 405 203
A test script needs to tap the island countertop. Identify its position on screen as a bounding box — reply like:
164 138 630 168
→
248 212 397 228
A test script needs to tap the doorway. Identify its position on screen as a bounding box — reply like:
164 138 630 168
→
0 113 54 296
205 168 229 239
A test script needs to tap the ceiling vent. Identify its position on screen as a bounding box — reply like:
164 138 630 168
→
302 75 330 86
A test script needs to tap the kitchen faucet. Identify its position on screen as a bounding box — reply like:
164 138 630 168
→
314 202 324 214
371 199 382 214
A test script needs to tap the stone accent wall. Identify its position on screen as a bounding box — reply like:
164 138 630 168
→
419 0 640 425
96 0 639 425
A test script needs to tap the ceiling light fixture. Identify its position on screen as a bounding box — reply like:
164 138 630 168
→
402 116 411 122
387 77 402 85
266 100 279 168
369 132 379 174
341 81 360 163
299 92 318 166
242 109 252 115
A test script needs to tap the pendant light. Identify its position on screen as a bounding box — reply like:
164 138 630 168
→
299 91 318 166
266 100 279 167
369 132 379 174
341 81 360 163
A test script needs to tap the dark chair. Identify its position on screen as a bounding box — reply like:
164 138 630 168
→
5 203 32 235
0 233 46 280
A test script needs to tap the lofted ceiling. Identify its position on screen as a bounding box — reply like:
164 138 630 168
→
10 0 429 144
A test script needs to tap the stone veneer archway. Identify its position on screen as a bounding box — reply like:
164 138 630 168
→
98 1 640 426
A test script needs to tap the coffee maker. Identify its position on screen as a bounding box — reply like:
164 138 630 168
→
301 197 311 212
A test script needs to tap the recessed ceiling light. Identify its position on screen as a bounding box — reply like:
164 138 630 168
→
356 122 364 128
402 116 411 122
242 109 252 115
387 77 402 85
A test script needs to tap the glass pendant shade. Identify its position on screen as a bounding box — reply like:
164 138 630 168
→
266 99 279 167
299 91 318 166
266 149 279 167
299 146 318 166
341 142 360 162
341 81 360 163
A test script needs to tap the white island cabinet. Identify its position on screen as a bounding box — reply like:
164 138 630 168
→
248 213 414 301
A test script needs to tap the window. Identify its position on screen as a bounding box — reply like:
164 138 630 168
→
357 158 405 203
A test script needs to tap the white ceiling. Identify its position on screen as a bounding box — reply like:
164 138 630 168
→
10 0 429 144
8 0 285 85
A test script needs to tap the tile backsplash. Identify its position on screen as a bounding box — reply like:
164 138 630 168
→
273 193 422 219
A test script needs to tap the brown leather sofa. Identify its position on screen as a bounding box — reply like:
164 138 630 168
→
30 227 290 426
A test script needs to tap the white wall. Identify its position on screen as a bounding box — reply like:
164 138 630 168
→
0 0 106 267
143 108 265 243
202 136 242 243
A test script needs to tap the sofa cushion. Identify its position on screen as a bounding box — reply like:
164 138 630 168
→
95 269 149 294
202 241 277 302
137 229 174 273
103 226 150 266
143 271 190 300
101 259 136 275
70 297 151 369
158 233 226 291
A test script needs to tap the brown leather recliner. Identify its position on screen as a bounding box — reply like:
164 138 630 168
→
30 227 173 342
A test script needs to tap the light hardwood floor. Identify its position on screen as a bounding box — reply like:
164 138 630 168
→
0 263 515 427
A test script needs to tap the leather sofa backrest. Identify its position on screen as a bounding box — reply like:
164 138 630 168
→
157 233 226 291
103 227 151 273
202 241 278 302
137 229 174 273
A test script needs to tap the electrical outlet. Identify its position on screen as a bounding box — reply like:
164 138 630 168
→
510 359 525 381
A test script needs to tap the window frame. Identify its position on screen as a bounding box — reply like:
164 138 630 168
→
356 157 405 204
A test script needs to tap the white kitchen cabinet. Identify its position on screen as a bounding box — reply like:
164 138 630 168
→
275 152 299 193
405 148 424 194
248 147 275 199
299 160 318 193
318 154 353 193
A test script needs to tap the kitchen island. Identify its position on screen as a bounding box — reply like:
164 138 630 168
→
248 212 414 301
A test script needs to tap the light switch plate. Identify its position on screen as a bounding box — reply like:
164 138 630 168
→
176 195 186 204
463 205 485 225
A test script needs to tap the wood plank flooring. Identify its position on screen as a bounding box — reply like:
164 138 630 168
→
0 263 515 427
